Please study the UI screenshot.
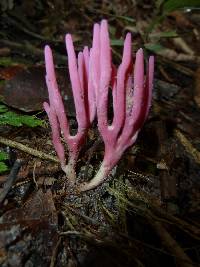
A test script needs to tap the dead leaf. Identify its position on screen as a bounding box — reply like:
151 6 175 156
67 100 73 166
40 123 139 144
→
0 65 25 80
0 66 75 114
170 11 193 28
0 189 59 265
1 189 58 225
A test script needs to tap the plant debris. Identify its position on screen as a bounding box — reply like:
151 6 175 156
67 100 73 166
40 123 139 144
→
0 1 199 266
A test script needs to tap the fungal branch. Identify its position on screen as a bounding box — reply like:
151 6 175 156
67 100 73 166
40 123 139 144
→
43 38 90 184
44 19 154 191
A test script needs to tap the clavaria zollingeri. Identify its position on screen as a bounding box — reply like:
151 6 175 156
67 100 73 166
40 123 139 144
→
44 20 154 191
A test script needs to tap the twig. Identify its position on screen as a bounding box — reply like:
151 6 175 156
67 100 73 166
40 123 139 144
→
0 40 66 63
4 14 60 42
66 205 101 226
50 237 62 267
175 129 200 164
0 136 59 163
59 230 103 246
150 220 195 267
158 58 195 77
172 37 194 56
32 161 38 189
150 203 200 239
0 159 22 204
194 67 200 107
157 48 200 64
111 187 200 239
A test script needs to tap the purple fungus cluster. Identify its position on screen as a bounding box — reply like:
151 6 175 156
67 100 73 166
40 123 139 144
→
43 20 154 192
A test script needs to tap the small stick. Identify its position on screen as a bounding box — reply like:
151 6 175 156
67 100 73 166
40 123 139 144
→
150 220 195 267
175 130 200 164
0 159 22 204
0 40 66 63
50 237 62 267
0 136 59 163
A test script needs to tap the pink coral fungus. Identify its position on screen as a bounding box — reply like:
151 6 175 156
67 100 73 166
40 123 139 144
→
44 19 154 191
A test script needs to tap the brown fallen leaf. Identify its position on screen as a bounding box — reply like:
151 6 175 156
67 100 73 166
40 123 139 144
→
0 66 75 114
0 65 25 80
0 189 59 266
1 189 58 225
169 11 193 29
0 48 11 56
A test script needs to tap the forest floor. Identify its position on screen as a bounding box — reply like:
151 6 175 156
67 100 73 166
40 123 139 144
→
0 1 200 267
